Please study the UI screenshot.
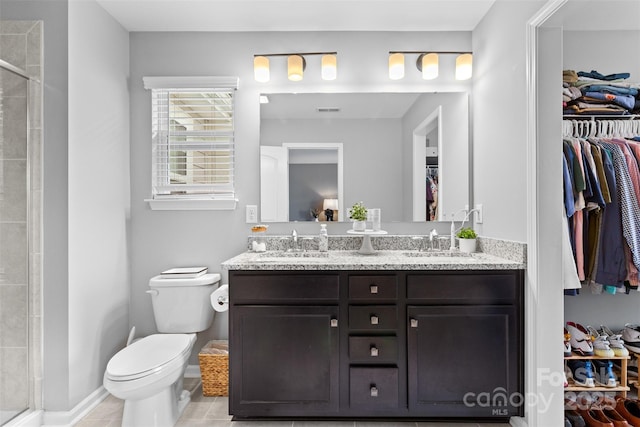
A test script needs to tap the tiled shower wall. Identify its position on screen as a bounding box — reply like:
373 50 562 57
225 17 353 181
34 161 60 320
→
0 20 42 422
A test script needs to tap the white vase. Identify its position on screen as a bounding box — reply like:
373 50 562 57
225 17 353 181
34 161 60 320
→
352 220 366 231
458 238 476 253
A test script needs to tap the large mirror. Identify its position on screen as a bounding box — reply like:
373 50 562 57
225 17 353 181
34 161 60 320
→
259 92 469 223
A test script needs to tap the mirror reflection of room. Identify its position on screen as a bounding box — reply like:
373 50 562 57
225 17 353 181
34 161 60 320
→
259 92 469 223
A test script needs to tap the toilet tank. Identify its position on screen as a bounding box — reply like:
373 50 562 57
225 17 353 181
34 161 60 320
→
148 273 220 333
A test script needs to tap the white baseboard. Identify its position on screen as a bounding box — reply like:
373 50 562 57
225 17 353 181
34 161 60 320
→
42 386 109 427
4 410 43 427
185 364 202 379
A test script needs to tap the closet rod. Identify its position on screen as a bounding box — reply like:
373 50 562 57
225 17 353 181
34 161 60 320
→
563 114 640 121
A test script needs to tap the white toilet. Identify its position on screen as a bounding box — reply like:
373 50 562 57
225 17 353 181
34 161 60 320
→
104 273 220 427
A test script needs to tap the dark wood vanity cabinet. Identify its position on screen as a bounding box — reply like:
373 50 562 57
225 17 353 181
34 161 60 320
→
228 269 524 420
406 272 523 418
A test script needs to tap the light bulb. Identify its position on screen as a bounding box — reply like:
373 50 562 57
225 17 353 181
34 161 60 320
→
455 53 473 80
288 55 304 81
389 53 405 80
421 53 438 80
321 54 337 80
253 56 270 82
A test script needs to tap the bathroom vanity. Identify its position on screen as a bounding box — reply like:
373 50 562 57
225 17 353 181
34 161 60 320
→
222 243 525 421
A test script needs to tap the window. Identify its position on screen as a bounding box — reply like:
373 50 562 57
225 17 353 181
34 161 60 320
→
143 76 239 210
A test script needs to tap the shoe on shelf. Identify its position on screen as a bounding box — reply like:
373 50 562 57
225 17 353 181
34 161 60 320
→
567 359 596 388
566 327 574 357
593 359 618 388
566 409 586 427
578 408 615 427
601 325 630 357
616 398 640 427
622 324 640 354
601 407 633 427
588 325 615 358
567 322 595 356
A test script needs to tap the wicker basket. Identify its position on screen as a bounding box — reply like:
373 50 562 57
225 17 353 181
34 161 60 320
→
198 340 229 396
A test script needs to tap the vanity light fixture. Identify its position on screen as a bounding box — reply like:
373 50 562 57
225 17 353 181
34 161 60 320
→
388 51 473 80
455 53 473 80
254 56 270 83
253 52 338 82
388 52 405 80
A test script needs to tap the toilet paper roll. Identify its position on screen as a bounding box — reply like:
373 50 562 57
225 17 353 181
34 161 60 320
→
210 284 229 312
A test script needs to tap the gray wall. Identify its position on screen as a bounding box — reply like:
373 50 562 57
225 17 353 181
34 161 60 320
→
261 117 403 221
68 0 130 407
288 164 338 222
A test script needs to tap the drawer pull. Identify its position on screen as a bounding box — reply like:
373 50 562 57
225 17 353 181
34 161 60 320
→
410 318 418 328
370 346 379 357
370 284 378 294
370 385 378 397
370 315 379 325
330 318 338 328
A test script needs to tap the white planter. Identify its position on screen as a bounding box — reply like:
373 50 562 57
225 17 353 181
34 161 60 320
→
352 220 366 231
458 238 477 253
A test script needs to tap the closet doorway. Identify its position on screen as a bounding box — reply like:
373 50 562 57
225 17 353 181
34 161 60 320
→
412 106 441 221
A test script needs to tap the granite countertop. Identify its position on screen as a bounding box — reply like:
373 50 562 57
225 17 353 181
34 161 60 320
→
221 249 525 271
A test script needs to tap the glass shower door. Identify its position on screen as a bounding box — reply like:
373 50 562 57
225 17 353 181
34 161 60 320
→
0 64 30 425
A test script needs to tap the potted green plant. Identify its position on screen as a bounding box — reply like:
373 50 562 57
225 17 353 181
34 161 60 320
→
349 201 367 231
456 226 477 253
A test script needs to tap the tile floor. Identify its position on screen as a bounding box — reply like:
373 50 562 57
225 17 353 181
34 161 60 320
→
73 378 509 427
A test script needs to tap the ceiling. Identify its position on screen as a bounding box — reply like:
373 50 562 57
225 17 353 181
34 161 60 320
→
94 0 640 33
94 0 496 32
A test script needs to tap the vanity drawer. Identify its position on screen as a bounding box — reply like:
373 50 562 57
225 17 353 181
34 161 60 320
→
406 272 518 304
230 273 339 303
349 367 399 409
349 275 397 300
349 306 397 331
349 336 398 364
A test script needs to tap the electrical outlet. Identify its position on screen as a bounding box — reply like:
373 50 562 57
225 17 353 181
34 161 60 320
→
246 205 258 223
475 204 483 224
464 204 469 213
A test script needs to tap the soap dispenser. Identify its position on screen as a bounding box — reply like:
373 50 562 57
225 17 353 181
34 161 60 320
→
319 224 328 252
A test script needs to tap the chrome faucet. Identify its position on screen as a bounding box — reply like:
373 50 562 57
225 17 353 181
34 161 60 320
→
428 229 439 251
290 229 300 252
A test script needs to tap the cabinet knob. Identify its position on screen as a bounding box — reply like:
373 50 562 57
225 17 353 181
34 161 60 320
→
370 315 379 325
330 318 338 328
370 284 378 294
370 346 379 357
410 318 418 328
370 385 378 397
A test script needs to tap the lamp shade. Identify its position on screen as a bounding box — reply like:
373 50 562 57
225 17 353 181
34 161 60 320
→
321 54 337 80
455 53 473 80
288 55 304 81
253 56 270 82
323 199 338 210
388 53 405 80
421 53 439 80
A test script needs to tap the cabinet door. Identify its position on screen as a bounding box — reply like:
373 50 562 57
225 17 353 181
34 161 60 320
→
230 305 339 417
407 305 522 418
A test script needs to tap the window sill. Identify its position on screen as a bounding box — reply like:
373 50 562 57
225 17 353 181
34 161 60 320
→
145 197 238 211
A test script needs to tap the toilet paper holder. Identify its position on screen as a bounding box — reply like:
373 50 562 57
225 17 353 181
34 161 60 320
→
210 284 230 312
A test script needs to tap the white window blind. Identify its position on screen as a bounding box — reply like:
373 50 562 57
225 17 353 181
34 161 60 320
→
144 76 239 209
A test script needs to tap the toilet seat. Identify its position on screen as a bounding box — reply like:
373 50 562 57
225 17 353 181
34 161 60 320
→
106 334 194 382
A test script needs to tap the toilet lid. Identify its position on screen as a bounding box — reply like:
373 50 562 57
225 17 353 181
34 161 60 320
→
106 334 193 381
